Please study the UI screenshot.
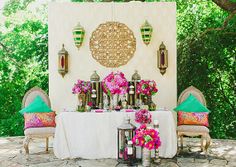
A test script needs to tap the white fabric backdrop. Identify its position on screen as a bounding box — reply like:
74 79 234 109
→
53 111 177 159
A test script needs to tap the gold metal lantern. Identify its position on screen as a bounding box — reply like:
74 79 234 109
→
73 22 85 49
131 70 141 108
58 44 68 77
157 42 168 75
90 71 102 109
140 20 153 45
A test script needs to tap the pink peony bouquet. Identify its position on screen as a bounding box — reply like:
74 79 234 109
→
72 79 92 94
102 71 128 96
136 80 158 96
135 109 152 124
132 124 161 150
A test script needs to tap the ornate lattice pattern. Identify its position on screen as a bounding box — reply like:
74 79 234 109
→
90 22 136 68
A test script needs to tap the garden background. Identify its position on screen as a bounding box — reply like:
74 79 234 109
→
0 0 235 139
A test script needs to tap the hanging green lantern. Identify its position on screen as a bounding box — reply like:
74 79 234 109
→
140 20 153 45
73 22 85 49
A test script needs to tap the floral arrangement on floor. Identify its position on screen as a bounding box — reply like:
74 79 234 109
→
136 80 158 96
102 71 128 95
135 109 152 124
72 79 92 94
132 124 161 150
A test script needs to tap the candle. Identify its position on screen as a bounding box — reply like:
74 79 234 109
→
154 119 159 126
127 141 133 155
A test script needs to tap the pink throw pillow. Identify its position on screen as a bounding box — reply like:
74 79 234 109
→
178 111 209 127
24 112 56 129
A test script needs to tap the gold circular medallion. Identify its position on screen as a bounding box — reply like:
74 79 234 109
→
90 22 136 68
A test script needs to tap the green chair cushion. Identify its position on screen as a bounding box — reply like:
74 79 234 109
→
174 93 210 112
19 96 52 115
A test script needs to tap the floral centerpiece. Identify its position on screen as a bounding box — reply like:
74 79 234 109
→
132 124 161 150
102 71 128 95
72 80 92 111
102 71 128 109
72 79 92 94
136 80 158 96
136 80 158 110
132 124 161 166
135 109 152 124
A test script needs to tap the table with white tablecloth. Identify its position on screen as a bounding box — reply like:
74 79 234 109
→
53 111 177 159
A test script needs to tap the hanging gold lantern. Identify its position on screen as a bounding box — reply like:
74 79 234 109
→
140 20 153 45
58 44 68 77
157 42 168 75
73 22 85 49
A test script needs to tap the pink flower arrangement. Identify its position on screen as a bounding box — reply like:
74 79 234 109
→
136 80 158 96
132 124 161 150
135 109 152 124
72 79 92 94
102 71 128 95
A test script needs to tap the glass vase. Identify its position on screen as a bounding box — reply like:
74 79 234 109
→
78 93 86 107
142 147 151 167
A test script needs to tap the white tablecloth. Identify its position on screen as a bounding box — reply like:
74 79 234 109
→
53 111 177 159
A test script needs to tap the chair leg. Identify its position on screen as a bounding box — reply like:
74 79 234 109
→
24 136 30 154
180 135 183 150
201 135 204 151
46 137 49 152
205 133 211 156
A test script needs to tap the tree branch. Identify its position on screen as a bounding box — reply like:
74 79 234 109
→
0 42 21 67
201 9 236 36
213 0 236 12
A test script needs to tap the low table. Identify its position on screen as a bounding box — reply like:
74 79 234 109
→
53 111 177 159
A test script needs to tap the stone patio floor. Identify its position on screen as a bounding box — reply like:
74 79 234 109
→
0 137 236 167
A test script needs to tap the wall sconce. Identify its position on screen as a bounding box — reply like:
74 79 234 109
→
140 20 153 45
58 44 68 77
73 22 85 49
157 42 168 75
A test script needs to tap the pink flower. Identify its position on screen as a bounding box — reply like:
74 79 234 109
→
132 125 161 150
72 80 92 94
145 141 155 150
102 71 128 96
135 109 152 124
88 102 93 107
136 80 158 96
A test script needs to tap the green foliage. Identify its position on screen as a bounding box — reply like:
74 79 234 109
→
176 0 236 139
3 0 36 16
0 0 235 139
0 2 48 136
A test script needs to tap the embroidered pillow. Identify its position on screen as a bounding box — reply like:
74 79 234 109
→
178 111 209 127
24 112 56 129
174 94 210 112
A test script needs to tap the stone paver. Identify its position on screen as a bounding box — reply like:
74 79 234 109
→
0 137 235 167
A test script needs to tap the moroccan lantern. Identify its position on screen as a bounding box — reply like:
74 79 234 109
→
140 20 153 45
131 70 141 108
73 22 85 49
117 117 136 166
58 44 68 77
90 71 102 109
157 42 168 75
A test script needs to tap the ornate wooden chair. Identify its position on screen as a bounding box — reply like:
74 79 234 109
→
177 86 211 155
22 87 55 154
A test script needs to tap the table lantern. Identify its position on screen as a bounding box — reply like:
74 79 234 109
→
58 44 68 77
132 70 141 108
140 20 153 45
90 71 102 108
117 117 136 166
157 42 168 75
73 22 85 49
128 83 135 106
